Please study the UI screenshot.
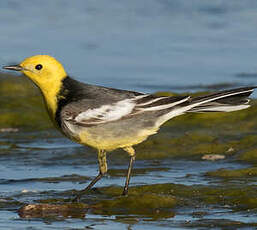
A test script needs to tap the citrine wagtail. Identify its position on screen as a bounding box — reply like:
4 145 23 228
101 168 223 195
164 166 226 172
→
3 55 256 201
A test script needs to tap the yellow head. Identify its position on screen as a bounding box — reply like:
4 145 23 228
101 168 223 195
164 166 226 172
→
11 55 66 87
3 55 67 117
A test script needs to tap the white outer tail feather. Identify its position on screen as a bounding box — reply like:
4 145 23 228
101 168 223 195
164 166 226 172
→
156 88 254 127
136 96 190 112
189 104 250 113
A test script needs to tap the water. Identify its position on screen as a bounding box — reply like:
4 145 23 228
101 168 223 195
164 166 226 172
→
1 1 257 93
0 129 256 229
0 1 257 229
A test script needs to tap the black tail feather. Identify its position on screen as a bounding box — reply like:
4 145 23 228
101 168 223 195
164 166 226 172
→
188 86 256 113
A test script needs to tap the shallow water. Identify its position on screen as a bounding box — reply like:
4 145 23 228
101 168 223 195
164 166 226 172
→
0 126 256 229
0 1 257 229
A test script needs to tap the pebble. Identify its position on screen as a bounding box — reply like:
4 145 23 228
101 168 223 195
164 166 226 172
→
202 154 225 161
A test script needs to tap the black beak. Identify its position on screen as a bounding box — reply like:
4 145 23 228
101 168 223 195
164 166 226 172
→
2 65 23 71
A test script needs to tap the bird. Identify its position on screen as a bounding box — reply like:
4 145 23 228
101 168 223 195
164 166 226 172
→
3 55 256 201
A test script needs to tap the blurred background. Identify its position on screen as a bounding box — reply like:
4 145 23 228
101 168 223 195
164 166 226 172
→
1 0 257 93
0 1 257 229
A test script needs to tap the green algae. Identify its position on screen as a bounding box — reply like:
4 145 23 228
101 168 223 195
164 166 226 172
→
93 193 176 217
229 135 257 150
12 182 257 219
87 183 257 216
0 73 52 130
238 148 257 164
206 167 257 178
135 131 232 160
199 185 257 210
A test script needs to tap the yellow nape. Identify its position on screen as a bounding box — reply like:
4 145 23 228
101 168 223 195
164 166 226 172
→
19 55 67 117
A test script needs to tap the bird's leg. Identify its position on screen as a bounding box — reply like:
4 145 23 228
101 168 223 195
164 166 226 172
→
72 149 107 202
122 147 136 196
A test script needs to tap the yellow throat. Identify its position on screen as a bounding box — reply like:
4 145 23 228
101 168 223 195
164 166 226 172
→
19 55 67 117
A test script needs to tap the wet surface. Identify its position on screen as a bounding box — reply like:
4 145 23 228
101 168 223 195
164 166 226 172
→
0 76 256 229
0 1 257 229
0 130 256 229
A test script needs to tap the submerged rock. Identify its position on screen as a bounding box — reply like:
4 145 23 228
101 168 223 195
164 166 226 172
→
18 203 90 218
202 154 225 161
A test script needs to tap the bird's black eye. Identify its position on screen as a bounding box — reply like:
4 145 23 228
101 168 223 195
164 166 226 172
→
35 64 43 70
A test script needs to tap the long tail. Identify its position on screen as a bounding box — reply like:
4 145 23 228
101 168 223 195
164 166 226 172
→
187 86 256 113
155 86 256 127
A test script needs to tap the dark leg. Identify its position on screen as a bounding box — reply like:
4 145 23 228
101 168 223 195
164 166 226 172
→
72 149 107 202
72 173 103 202
122 147 136 196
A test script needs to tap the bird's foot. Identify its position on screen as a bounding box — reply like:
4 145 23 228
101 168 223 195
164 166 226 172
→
122 188 129 196
71 194 81 203
71 190 87 203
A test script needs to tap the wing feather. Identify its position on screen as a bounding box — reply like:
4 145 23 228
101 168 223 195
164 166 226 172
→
74 99 135 125
63 94 191 127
